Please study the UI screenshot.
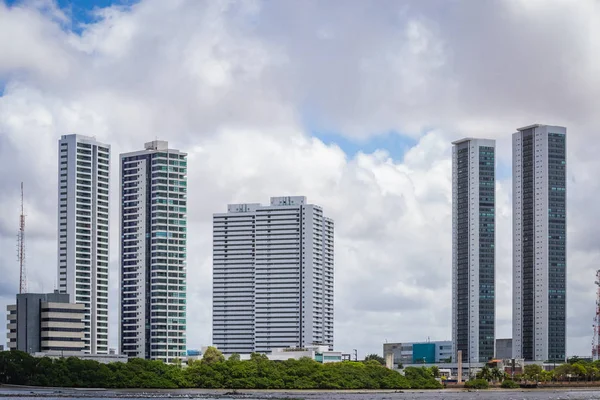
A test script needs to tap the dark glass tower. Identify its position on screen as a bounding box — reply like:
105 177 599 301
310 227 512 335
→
513 124 566 362
452 138 496 363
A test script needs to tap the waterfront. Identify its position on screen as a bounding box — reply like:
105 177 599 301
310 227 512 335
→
4 387 600 400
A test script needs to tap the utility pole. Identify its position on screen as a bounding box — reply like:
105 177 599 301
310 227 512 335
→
593 270 600 361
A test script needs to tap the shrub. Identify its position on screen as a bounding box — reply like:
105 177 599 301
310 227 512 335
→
501 379 520 388
464 378 489 389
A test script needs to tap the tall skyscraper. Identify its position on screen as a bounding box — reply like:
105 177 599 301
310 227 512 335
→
57 134 110 354
119 140 187 363
213 196 334 354
513 124 566 362
451 138 496 363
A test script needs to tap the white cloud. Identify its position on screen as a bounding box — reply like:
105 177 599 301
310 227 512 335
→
0 0 598 359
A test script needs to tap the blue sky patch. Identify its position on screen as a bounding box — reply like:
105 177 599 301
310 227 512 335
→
4 0 137 33
313 130 417 161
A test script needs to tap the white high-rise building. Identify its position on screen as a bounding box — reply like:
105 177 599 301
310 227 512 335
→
451 138 496 363
57 134 110 354
212 196 334 354
512 124 567 362
119 140 187 363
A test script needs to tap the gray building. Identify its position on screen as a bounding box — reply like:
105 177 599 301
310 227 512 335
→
213 196 334 354
452 138 496 363
495 338 512 359
6 292 85 353
119 140 188 363
513 124 567 362
58 134 110 354
384 340 453 366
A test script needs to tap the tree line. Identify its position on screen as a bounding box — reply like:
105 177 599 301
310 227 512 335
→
465 358 600 389
0 349 442 390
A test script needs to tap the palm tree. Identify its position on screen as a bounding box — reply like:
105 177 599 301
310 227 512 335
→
491 367 504 382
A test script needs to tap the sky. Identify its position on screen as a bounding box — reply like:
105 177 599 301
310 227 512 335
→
0 0 599 359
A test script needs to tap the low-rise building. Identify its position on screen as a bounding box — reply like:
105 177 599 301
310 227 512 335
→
384 340 452 367
240 346 342 363
6 292 85 354
31 351 128 364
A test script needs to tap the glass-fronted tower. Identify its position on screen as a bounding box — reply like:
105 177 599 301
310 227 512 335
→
119 140 187 363
57 134 110 354
213 196 334 354
513 124 566 362
451 138 496 363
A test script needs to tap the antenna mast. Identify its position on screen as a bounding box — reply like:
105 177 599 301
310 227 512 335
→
18 182 26 294
593 270 600 361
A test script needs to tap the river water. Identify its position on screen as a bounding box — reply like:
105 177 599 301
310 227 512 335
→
4 388 600 400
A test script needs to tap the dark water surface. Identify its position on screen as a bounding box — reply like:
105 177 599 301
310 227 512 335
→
4 387 600 400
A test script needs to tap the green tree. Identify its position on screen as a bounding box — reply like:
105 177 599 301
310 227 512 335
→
364 354 385 365
476 365 493 382
202 346 225 365
523 364 543 382
430 365 440 378
491 367 504 382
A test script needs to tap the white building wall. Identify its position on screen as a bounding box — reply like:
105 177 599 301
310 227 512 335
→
213 196 334 354
468 140 480 363
57 134 110 355
213 204 257 355
534 128 549 361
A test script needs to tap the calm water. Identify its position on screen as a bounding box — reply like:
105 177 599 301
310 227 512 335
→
4 388 600 400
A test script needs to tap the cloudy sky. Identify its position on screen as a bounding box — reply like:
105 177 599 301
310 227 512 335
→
1 0 599 358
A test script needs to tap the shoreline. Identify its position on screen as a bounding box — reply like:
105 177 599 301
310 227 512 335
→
4 384 600 397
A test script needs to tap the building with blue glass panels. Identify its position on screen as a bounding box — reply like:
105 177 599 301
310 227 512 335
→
119 140 187 363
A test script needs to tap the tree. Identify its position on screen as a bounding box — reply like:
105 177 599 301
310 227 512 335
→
523 364 543 382
476 365 493 382
202 347 225 365
431 366 440 378
572 363 587 381
364 354 385 366
491 367 504 382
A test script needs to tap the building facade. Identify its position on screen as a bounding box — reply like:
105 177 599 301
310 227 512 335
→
513 124 567 362
119 140 187 363
57 134 110 354
495 338 513 359
383 340 453 366
213 196 334 354
452 138 496 363
6 292 85 353
239 346 342 363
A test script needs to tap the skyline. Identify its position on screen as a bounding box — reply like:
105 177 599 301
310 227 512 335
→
1 0 599 358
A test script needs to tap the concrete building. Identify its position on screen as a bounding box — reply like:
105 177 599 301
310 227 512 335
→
6 292 85 353
495 338 513 359
57 134 110 354
31 351 128 364
513 124 567 362
452 138 496 363
239 346 342 363
119 140 188 363
213 196 334 354
383 340 453 366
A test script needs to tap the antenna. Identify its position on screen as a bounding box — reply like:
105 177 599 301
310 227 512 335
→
17 182 27 294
